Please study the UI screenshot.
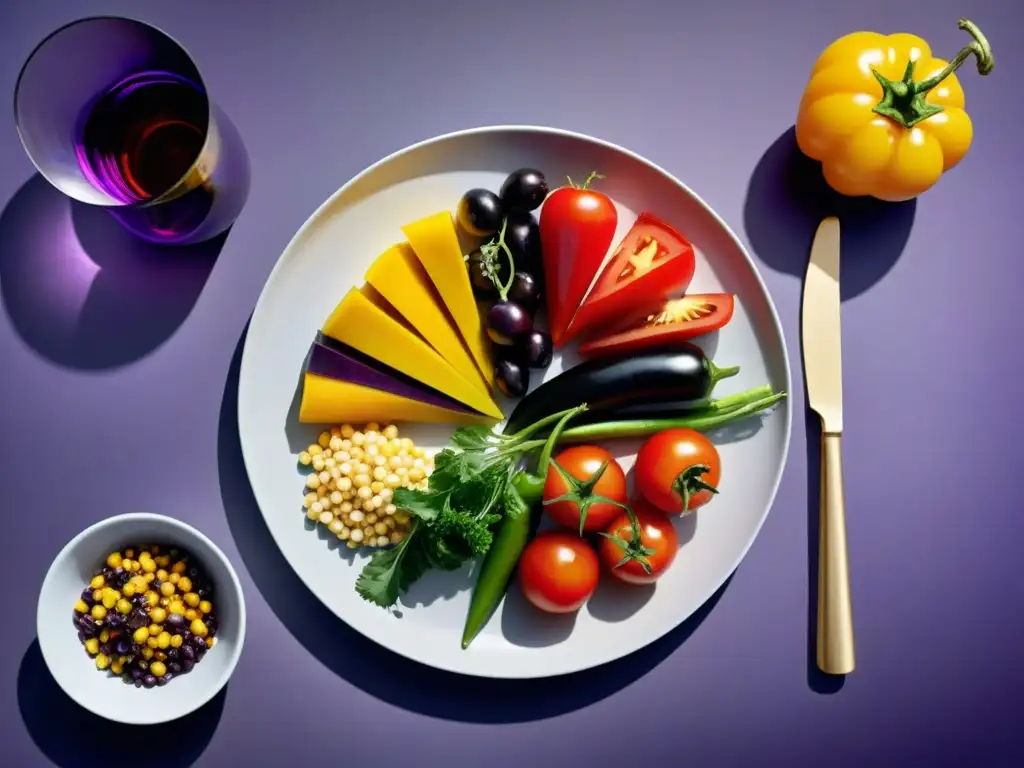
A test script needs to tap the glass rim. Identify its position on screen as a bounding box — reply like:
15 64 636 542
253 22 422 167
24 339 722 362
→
12 14 213 209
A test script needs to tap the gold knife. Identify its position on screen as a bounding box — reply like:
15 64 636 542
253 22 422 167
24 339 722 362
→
802 216 855 675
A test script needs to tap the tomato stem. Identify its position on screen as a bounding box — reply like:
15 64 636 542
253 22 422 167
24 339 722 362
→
543 457 628 536
565 171 605 191
598 509 655 573
871 18 994 128
672 464 719 513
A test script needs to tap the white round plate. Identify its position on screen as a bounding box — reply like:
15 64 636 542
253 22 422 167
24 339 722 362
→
238 126 792 679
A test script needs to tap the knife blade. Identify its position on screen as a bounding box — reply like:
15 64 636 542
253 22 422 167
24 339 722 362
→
802 215 855 675
802 216 843 432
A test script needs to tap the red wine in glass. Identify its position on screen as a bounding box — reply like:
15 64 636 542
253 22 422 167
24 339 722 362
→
75 70 214 238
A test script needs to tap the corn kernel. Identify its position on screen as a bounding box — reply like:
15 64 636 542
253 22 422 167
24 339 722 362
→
169 573 180 585
146 591 159 606
185 608 198 621
308 444 322 456
374 521 388 536
350 528 364 543
95 654 111 670
144 572 155 582
122 583 136 597
206 637 215 649
74 599 89 613
99 629 110 643
170 634 183 648
159 582 175 597
298 451 312 465
84 637 100 655
184 592 200 608
133 627 149 643
101 592 117 610
90 575 105 589
150 660 167 677
391 531 405 544
157 632 171 649
199 600 213 614
149 624 163 635
306 473 321 490
142 647 154 660
150 607 167 623
147 636 159 649
154 569 166 582
157 555 171 567
106 552 123 569
111 660 124 675
172 560 187 574
318 511 334 525
160 597 170 607
141 558 156 574
124 548 134 559
169 601 186 615
190 619 208 637
90 604 107 620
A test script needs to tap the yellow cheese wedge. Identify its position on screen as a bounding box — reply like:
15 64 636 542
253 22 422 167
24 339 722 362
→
401 212 495 387
366 243 490 394
299 373 491 425
321 287 503 419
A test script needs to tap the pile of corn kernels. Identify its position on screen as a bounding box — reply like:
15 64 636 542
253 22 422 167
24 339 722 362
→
298 423 432 549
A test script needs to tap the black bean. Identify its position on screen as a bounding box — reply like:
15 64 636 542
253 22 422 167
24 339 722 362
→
166 613 186 630
191 635 206 649
106 614 123 629
143 675 156 688
167 648 179 660
156 675 170 686
77 631 85 644
116 639 131 655
131 667 144 679
188 567 200 579
80 588 95 604
99 643 111 656
78 616 97 636
182 659 194 672
181 645 195 662
168 662 182 674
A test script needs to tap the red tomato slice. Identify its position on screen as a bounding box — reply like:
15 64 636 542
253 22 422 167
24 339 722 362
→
539 175 618 346
578 293 735 358
557 212 695 348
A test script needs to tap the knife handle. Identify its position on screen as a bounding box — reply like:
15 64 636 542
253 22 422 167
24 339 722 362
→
817 432 855 675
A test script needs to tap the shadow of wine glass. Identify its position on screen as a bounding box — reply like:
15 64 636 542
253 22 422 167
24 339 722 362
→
17 639 226 768
0 174 226 370
218 322 733 723
745 128 918 695
743 127 917 300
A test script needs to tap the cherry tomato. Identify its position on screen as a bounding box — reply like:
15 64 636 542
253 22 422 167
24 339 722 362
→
579 294 735 359
561 212 696 347
539 172 617 346
518 532 599 613
543 445 628 534
634 429 721 514
599 498 679 585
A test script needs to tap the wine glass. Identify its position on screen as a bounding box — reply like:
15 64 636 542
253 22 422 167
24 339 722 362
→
13 16 249 246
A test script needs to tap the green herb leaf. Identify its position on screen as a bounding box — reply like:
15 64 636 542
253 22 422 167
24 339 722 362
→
392 487 446 522
449 425 499 451
355 523 424 607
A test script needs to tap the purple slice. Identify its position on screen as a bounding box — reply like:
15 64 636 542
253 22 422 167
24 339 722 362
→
304 336 480 415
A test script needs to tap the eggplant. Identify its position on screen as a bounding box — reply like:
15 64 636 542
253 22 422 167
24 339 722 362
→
502 343 739 435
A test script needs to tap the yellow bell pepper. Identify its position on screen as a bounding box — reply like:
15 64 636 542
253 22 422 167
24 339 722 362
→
796 19 994 202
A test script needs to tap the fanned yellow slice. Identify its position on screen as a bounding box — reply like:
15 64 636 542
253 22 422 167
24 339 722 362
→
365 243 491 395
401 212 495 386
299 373 491 425
321 287 502 420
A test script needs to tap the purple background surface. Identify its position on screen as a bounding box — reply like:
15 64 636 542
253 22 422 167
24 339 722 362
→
2 1 1022 765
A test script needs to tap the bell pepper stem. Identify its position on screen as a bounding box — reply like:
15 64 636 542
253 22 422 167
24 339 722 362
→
871 18 994 129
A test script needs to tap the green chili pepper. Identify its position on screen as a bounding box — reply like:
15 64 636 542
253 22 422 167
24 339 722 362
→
460 405 585 649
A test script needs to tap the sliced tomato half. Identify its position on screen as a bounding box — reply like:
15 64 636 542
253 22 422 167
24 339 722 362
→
577 293 735 358
557 212 695 348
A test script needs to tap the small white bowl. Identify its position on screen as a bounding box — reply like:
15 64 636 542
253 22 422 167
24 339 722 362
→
37 513 247 725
